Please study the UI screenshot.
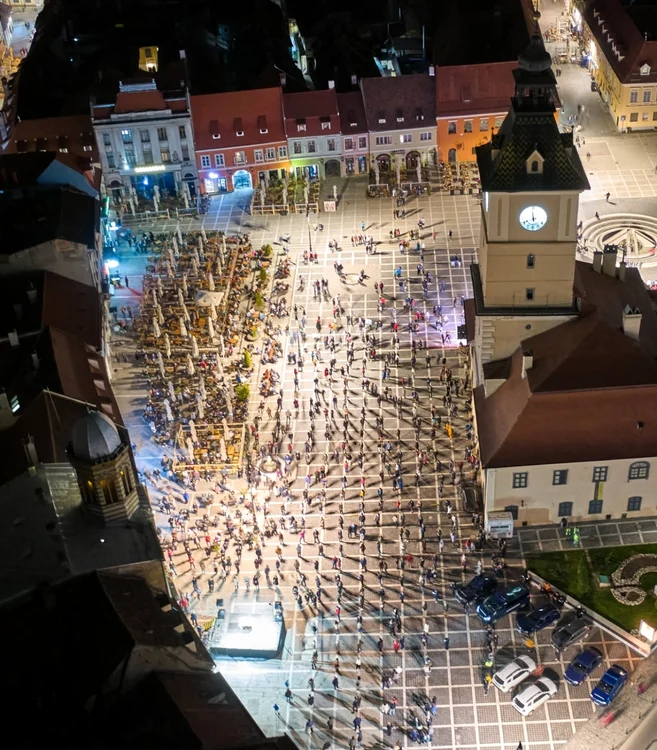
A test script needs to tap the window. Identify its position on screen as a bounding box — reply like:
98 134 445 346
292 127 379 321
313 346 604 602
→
588 499 603 514
182 145 190 161
558 501 573 517
278 146 287 158
504 505 519 520
553 469 568 485
120 469 132 495
307 140 316 153
400 134 412 143
121 129 133 144
160 149 171 163
179 125 187 140
214 153 225 167
321 121 331 130
653 112 657 121
464 120 473 133
448 121 457 134
525 288 535 301
124 149 136 166
420 131 432 141
201 155 211 168
630 112 639 122
140 130 150 143
101 479 119 505
107 153 116 169
530 160 539 172
143 149 153 165
480 118 489 131
375 136 392 145
629 461 650 480
592 466 608 482
643 112 650 120
627 496 643 511
327 138 336 151
293 141 302 155
358 136 367 149
644 90 652 103
512 472 528 489
234 151 246 165
345 137 354 150
296 119 306 132
266 147 276 160
157 127 168 141
630 90 639 103
254 149 264 163
103 133 112 147
494 116 504 128
527 253 535 269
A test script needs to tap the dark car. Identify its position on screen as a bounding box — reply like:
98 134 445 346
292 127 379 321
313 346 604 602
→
564 647 603 686
460 484 483 514
516 604 561 636
551 615 592 651
591 665 628 706
476 585 530 624
454 573 497 605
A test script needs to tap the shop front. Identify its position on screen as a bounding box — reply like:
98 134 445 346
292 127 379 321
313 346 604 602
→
203 173 229 194
129 165 177 200
291 159 320 180
345 156 368 175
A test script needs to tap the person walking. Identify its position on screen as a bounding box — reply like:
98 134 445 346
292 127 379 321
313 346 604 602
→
285 687 293 703
273 703 281 718
444 636 450 650
124 275 129 288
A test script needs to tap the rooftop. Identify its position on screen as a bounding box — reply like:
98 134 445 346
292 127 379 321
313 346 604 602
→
337 90 368 134
436 61 516 118
360 74 436 132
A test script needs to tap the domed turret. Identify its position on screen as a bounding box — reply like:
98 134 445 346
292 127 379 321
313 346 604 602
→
518 13 552 74
71 411 122 462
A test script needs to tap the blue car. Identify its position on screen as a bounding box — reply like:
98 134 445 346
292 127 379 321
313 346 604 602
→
564 647 603 686
516 604 561 636
454 573 497 606
476 585 530 624
591 665 628 705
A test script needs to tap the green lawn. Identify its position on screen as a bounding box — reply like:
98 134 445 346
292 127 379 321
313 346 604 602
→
526 544 657 633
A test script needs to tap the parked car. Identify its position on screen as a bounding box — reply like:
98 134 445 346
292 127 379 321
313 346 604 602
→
492 654 536 693
512 677 558 716
454 573 497 606
476 585 530 624
591 665 628 706
516 604 561 636
460 484 482 514
564 647 603 686
551 616 592 651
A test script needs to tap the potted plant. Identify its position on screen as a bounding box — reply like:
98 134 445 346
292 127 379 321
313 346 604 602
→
235 383 250 401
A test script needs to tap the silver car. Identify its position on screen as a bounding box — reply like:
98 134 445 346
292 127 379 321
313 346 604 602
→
492 654 537 693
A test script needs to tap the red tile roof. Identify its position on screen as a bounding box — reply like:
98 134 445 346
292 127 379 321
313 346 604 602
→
436 61 516 117
584 0 657 84
282 89 340 137
361 74 436 132
191 88 286 151
337 91 368 134
114 89 168 113
4 115 98 163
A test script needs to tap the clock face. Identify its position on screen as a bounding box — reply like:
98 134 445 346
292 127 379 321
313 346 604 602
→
519 205 547 231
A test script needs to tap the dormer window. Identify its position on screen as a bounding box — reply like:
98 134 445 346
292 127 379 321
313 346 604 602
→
525 148 544 175
415 107 424 121
257 115 268 134
641 63 651 76
296 118 306 132
377 110 386 124
396 108 404 122
234 117 244 136
210 120 220 139
320 117 331 130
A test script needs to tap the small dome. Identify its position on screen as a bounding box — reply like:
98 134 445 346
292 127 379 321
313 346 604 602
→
518 32 552 73
71 411 122 462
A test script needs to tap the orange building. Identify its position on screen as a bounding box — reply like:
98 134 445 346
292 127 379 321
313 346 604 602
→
191 88 290 194
435 62 516 164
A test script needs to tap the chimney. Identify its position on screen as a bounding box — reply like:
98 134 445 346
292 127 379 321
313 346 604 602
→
602 246 618 277
279 72 286 87
351 74 358 86
328 80 335 89
31 352 40 369
8 330 19 347
429 65 435 76
618 261 627 281
23 434 38 466
592 251 603 273
622 305 642 341
521 349 533 379
27 285 37 304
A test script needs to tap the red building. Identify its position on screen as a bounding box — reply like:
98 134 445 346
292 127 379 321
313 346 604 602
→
191 88 290 193
337 91 369 176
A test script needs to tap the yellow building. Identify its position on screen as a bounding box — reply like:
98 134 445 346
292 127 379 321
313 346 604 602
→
584 0 657 132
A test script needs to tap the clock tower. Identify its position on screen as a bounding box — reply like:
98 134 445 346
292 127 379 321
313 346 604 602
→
470 20 589 387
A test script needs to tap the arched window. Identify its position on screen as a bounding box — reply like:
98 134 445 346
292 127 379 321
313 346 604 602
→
527 253 535 269
504 505 519 520
628 461 650 480
100 479 119 505
531 160 539 172
558 502 573 517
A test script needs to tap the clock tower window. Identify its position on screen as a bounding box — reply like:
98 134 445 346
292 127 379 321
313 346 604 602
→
527 253 535 269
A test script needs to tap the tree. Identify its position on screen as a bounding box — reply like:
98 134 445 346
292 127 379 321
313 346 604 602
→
244 350 252 367
235 383 250 401
259 268 268 285
261 244 273 258
254 291 264 310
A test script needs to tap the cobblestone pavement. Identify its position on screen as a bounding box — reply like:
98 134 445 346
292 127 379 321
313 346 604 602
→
110 184 642 750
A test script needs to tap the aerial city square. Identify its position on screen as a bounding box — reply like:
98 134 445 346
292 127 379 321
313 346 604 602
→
2 0 657 749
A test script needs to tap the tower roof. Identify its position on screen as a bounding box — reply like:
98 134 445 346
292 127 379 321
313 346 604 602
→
518 31 552 74
71 410 122 462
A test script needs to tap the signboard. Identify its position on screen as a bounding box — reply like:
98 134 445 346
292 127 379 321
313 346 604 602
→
486 511 514 539
323 201 336 212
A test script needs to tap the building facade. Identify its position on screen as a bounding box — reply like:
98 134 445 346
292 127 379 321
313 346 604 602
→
436 62 515 163
337 91 369 176
191 87 290 194
283 88 342 179
91 78 198 202
584 0 657 131
360 74 437 171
